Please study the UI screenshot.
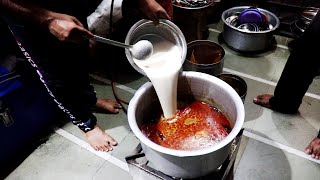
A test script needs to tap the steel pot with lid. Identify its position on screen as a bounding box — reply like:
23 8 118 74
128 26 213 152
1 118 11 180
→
221 6 280 52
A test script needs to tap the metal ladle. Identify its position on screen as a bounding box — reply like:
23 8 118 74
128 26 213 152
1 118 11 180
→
93 35 153 60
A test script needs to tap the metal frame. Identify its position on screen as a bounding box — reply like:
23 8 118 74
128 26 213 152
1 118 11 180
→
126 128 244 180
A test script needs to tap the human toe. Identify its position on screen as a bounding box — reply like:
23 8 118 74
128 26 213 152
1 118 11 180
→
107 137 118 146
305 148 312 154
253 94 273 108
93 145 99 151
104 144 113 151
104 134 118 146
312 150 320 159
305 141 314 155
113 102 122 109
96 145 104 151
110 139 118 146
305 137 320 158
110 107 120 113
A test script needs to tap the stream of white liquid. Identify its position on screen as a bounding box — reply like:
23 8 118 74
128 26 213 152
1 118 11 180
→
133 35 182 118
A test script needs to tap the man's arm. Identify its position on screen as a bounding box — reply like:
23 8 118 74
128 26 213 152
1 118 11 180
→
0 0 53 26
0 0 93 42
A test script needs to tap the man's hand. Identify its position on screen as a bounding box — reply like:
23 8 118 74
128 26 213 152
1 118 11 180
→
138 0 171 24
47 12 94 43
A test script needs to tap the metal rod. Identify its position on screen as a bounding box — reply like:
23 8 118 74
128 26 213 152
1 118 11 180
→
93 35 132 49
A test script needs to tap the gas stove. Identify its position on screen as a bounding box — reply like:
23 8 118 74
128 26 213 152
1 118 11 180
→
125 129 244 180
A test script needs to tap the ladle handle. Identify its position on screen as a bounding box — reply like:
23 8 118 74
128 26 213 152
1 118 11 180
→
93 35 132 49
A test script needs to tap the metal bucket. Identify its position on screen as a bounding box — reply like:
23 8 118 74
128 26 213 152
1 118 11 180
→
217 73 247 103
172 1 214 42
183 40 225 76
127 71 245 178
125 19 187 76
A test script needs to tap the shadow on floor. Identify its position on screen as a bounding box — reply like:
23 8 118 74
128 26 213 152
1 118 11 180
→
0 127 55 179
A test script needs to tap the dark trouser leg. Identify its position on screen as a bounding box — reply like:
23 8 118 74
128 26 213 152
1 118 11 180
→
7 23 97 132
269 12 320 114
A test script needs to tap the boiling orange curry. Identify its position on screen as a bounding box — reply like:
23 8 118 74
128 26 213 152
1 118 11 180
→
141 101 231 150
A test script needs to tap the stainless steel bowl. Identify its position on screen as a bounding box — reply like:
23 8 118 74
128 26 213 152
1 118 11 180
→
237 23 259 32
183 40 225 76
217 73 247 103
125 19 187 75
221 6 280 52
173 0 214 10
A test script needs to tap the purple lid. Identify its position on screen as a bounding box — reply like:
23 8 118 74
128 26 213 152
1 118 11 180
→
238 8 264 25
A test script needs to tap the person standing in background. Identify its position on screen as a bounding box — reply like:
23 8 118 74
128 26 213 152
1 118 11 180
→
253 11 320 160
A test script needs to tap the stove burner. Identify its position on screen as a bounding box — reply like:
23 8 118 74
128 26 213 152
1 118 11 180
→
125 129 244 180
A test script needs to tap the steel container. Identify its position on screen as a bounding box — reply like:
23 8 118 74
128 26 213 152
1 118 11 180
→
221 6 280 52
217 73 247 103
183 40 225 76
125 19 187 76
127 71 245 178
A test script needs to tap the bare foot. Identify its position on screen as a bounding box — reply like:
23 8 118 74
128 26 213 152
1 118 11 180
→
96 98 122 113
85 125 118 151
305 137 320 160
253 94 273 109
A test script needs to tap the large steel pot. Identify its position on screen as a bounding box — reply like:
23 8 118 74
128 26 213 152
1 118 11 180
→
127 71 245 178
221 6 280 52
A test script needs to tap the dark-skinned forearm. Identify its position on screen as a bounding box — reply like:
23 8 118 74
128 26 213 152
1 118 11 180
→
0 0 53 26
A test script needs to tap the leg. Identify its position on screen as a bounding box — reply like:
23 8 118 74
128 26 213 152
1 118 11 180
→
254 11 320 114
8 23 120 151
254 12 320 159
96 98 122 113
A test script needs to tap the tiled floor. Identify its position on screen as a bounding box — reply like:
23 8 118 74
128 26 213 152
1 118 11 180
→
5 20 320 180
